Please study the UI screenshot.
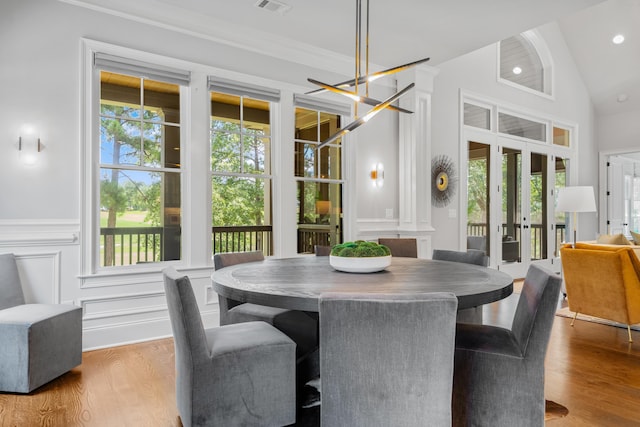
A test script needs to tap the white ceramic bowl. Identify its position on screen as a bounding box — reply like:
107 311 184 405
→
329 255 392 273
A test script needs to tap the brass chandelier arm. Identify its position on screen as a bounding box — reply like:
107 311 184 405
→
317 82 415 149
305 57 430 95
307 78 414 114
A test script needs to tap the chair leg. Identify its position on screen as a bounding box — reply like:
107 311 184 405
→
571 311 578 326
628 325 633 343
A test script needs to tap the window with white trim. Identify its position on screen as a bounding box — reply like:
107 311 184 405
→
293 95 348 253
499 31 552 96
209 78 278 255
94 53 189 268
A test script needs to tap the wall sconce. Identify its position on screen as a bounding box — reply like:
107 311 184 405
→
18 127 43 165
316 200 331 215
370 163 384 188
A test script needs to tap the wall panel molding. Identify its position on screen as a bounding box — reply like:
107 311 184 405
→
0 220 79 247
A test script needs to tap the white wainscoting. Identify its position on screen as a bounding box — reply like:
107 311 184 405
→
14 251 62 304
0 220 221 351
79 270 218 350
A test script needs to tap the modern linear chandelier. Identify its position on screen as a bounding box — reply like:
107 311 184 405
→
308 0 429 148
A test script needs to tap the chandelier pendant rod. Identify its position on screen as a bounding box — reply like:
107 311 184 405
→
365 0 370 98
354 0 361 118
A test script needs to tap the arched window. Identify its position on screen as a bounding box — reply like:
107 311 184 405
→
499 31 552 96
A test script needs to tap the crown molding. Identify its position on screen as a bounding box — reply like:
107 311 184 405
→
60 0 359 77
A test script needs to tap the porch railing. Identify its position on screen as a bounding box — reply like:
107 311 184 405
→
467 222 566 260
101 223 339 265
100 226 163 266
212 225 273 255
297 224 332 254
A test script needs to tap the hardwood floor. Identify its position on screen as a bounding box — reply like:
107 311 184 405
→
1 291 640 426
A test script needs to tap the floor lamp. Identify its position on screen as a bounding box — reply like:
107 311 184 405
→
556 186 597 247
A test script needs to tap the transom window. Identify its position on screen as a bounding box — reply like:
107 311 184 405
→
499 31 552 96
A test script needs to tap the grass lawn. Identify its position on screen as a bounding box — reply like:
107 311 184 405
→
100 210 152 227
100 210 159 266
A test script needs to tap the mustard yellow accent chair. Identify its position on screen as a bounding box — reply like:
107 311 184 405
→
560 243 640 342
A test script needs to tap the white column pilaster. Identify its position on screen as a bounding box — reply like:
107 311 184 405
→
396 65 439 257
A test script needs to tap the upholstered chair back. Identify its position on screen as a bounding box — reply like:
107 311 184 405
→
431 249 489 324
511 264 562 359
162 266 208 421
432 249 489 267
377 238 418 258
314 245 332 256
213 251 266 320
214 251 264 270
452 264 561 425
0 253 26 310
320 291 458 426
561 243 640 326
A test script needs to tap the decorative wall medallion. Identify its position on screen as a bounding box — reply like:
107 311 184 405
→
431 155 457 207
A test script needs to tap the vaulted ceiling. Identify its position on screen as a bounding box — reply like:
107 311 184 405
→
65 0 638 116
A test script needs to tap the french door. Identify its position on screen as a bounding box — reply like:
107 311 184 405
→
465 133 567 278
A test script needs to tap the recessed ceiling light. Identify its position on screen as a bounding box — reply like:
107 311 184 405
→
617 93 629 103
613 34 625 45
512 66 522 75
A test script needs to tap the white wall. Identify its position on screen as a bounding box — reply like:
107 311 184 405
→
0 1 604 349
430 22 599 251
0 0 401 349
598 109 640 152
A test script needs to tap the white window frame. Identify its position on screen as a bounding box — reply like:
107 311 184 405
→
80 40 190 276
293 94 350 252
208 77 280 255
497 30 555 100
459 91 577 264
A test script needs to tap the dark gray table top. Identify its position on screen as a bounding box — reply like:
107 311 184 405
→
212 256 513 312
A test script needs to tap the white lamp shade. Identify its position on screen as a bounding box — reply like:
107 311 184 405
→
556 186 597 213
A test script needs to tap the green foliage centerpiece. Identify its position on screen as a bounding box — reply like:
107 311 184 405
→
329 240 392 273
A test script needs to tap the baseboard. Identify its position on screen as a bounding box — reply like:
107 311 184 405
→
82 309 219 351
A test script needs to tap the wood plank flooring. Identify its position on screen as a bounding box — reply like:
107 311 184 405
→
1 290 639 426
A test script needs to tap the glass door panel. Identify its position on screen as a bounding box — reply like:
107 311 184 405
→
467 141 491 259
554 156 568 257
529 152 548 261
501 147 522 264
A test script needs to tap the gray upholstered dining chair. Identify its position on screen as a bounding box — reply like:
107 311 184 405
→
214 251 318 360
0 253 82 393
377 237 418 258
432 248 490 324
162 266 296 427
314 245 332 256
319 292 458 426
432 248 488 267
452 264 561 426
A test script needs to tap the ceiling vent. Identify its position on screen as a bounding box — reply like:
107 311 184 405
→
254 0 291 15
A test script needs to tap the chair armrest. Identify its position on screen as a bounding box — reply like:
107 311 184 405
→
0 304 81 325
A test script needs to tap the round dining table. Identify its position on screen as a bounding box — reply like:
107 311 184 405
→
211 256 513 312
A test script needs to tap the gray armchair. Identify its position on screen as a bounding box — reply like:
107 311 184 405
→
214 251 318 360
320 292 458 426
162 267 296 427
452 264 561 426
432 249 489 324
0 253 82 393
